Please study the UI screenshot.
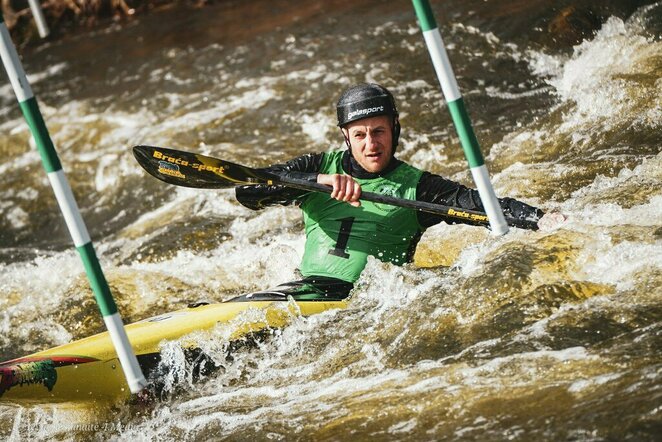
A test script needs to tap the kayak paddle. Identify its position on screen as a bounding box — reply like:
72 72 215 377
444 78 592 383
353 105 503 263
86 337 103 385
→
132 145 538 230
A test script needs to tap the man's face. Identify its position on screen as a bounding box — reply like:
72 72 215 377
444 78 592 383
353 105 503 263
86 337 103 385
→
343 115 393 173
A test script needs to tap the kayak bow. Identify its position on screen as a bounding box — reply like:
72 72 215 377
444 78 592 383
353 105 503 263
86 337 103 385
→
0 298 346 402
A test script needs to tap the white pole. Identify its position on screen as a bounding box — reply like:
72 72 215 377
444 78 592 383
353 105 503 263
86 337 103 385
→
27 0 49 38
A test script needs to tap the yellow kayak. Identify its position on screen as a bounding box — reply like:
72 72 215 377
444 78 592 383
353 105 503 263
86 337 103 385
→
0 298 347 402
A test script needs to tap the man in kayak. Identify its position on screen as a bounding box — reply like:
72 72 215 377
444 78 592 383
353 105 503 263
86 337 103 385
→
235 83 553 301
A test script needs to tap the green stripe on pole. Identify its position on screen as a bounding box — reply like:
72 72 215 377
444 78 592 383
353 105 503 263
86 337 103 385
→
412 0 438 31
19 97 62 172
447 97 485 168
77 242 118 317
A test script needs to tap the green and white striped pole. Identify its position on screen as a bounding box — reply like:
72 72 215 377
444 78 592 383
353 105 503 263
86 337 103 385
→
412 0 508 235
0 13 146 393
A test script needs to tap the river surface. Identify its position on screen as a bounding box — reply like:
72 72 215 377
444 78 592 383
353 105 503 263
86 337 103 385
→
0 0 661 440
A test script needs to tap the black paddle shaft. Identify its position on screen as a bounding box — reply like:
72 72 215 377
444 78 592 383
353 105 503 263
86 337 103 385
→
132 145 538 230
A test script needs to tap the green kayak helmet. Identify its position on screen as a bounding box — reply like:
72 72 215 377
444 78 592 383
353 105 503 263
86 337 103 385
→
336 83 401 151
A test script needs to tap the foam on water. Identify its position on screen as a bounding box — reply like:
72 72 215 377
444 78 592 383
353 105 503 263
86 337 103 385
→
488 13 662 179
529 16 661 128
568 372 624 393
0 252 83 304
1 205 28 230
569 153 662 204
576 239 662 291
0 253 84 354
299 112 333 146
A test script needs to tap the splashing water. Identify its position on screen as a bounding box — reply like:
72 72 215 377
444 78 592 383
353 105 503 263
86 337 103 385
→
0 0 661 440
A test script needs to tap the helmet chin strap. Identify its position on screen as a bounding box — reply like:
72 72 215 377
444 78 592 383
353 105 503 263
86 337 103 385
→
341 128 352 150
392 115 400 153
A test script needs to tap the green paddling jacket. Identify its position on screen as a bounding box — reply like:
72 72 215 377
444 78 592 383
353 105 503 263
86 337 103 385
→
236 150 542 287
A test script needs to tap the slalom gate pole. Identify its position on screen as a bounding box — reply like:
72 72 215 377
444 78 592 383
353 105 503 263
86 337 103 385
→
0 13 146 393
411 0 508 235
27 0 50 38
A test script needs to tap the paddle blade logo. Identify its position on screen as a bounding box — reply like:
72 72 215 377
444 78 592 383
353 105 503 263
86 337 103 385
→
157 160 186 179
0 359 57 397
152 149 187 180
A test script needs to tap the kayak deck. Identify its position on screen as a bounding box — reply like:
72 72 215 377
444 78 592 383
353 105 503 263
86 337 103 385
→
0 299 347 402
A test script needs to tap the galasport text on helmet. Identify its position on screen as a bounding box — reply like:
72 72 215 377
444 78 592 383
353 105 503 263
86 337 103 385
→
336 83 401 150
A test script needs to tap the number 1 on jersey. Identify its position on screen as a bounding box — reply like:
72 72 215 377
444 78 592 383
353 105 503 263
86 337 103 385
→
328 217 355 259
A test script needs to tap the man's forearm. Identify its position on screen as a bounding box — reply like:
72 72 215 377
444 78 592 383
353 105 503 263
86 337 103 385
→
235 153 324 210
416 172 543 228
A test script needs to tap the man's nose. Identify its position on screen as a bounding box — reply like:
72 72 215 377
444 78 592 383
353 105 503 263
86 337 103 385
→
365 132 377 148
